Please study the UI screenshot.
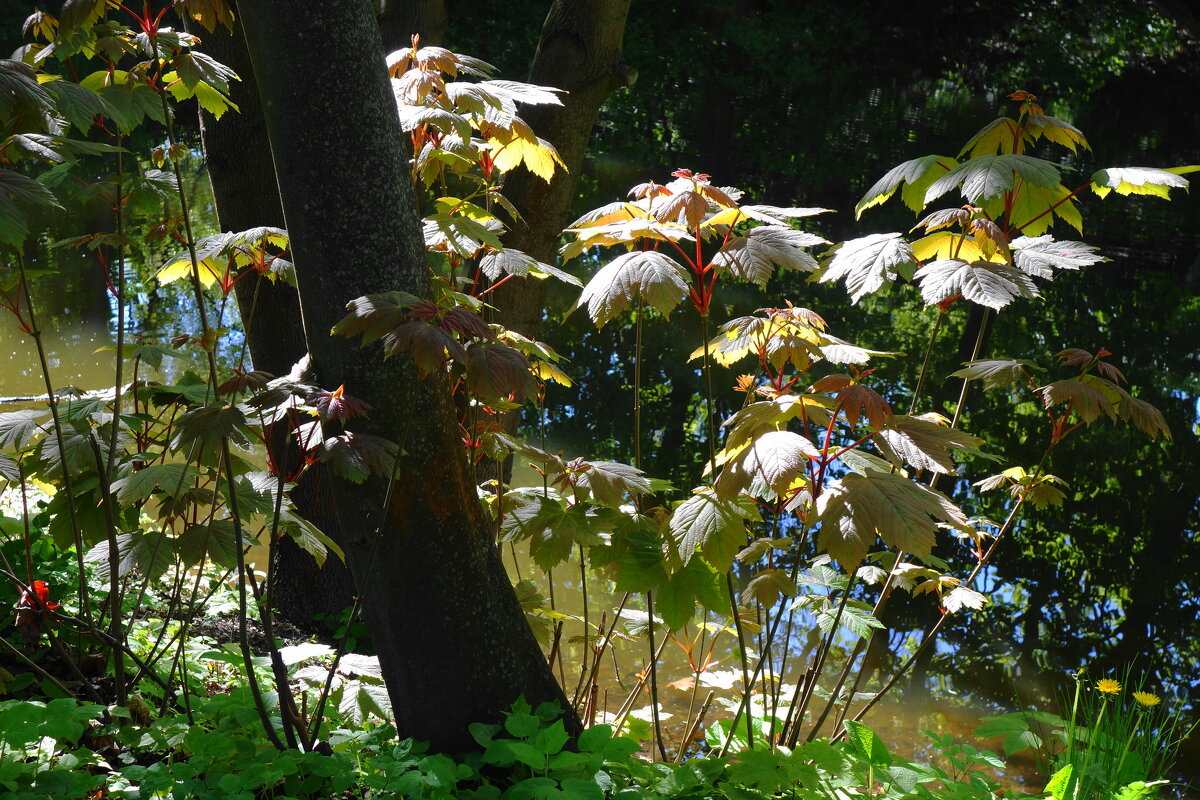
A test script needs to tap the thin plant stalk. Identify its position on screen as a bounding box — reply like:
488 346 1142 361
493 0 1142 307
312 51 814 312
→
699 310 754 747
645 590 668 761
15 253 92 627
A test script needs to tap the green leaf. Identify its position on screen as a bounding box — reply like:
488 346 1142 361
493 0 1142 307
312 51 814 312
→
925 154 1061 205
974 714 1043 757
667 489 758 573
913 258 1038 311
711 225 826 285
1044 764 1076 800
0 170 63 245
655 555 724 630
0 409 47 449
500 495 601 571
423 213 504 256
479 248 580 286
171 405 250 452
110 463 196 505
575 250 691 327
819 233 916 303
950 358 1040 389
84 530 173 581
178 520 239 569
1113 781 1169 800
855 155 956 217
278 507 343 567
1091 167 1189 199
333 291 420 346
815 599 884 639
843 720 890 767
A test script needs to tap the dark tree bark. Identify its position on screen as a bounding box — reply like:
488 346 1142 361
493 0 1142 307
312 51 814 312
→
377 0 446 50
237 0 576 751
194 4 355 629
490 0 635 340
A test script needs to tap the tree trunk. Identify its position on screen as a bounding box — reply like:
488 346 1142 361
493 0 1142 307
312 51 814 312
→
377 0 446 50
237 0 576 751
490 0 635 340
194 3 355 630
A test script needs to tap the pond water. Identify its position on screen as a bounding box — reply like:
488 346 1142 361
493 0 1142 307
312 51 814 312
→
2 273 1186 794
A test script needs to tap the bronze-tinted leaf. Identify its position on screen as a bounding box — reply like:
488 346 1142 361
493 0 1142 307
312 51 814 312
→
836 383 893 429
464 342 538 402
382 320 466 373
654 189 709 228
318 432 400 484
333 292 420 346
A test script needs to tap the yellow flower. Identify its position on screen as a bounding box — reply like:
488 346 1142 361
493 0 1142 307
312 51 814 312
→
1096 679 1122 695
1132 691 1161 707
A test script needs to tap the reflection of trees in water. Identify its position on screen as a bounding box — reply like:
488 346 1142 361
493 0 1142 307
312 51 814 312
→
470 0 1200 767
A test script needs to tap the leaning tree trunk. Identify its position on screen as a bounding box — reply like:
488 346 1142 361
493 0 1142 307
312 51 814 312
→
237 0 576 751
489 0 635 340
193 3 355 629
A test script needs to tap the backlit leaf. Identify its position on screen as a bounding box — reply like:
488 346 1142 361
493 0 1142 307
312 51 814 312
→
178 520 238 569
819 233 916 303
1011 236 1106 278
575 250 691 327
913 258 1038 310
668 489 759 573
958 116 1019 158
576 460 652 508
855 155 956 217
950 358 1040 389
1039 378 1118 424
1026 114 1090 153
873 414 985 474
711 225 826 285
816 471 969 567
655 555 725 630
1090 167 1189 199
942 586 987 613
464 342 537 402
318 432 400 483
925 155 1060 205
714 430 818 501
740 568 797 606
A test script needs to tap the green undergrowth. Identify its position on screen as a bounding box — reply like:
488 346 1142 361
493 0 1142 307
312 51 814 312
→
0 694 1020 800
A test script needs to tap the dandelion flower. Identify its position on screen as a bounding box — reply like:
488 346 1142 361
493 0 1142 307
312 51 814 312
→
1132 691 1161 707
1096 678 1122 695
